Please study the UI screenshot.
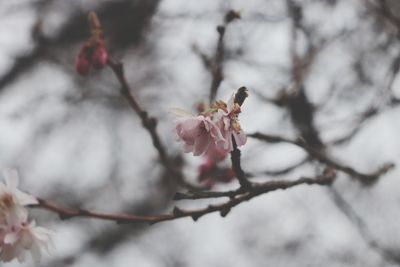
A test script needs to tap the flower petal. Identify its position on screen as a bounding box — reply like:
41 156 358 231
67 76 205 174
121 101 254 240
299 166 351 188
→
227 93 235 111
233 130 247 147
193 135 210 156
4 232 19 245
15 191 38 206
2 169 19 193
29 243 41 263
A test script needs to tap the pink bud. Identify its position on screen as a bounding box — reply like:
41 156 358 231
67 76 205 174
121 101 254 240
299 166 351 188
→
205 143 228 162
75 54 90 76
220 168 235 182
202 178 215 189
198 160 214 177
92 45 108 69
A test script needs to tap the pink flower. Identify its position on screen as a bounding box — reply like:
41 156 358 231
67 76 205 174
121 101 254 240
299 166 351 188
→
172 109 226 156
91 43 109 69
75 44 92 76
75 47 91 76
205 141 228 162
215 94 247 152
0 169 53 263
172 90 247 156
75 39 109 76
0 221 53 263
197 161 235 189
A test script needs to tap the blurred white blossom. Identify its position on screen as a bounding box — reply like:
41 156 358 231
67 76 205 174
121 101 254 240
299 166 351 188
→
0 169 53 263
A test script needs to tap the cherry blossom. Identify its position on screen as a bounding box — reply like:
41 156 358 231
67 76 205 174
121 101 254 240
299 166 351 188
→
75 39 109 76
173 108 226 156
215 94 247 152
172 91 247 156
0 170 53 263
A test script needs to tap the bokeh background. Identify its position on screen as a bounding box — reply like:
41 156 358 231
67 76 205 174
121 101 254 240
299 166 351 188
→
1 0 400 266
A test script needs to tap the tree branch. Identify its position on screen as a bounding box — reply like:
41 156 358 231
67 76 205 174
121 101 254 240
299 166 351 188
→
230 86 252 189
248 132 394 184
32 173 334 224
329 187 400 265
203 10 240 104
107 59 199 190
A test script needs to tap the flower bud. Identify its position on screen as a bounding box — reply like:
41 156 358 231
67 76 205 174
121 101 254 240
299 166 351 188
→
219 168 235 182
92 44 108 69
198 160 213 179
75 54 90 76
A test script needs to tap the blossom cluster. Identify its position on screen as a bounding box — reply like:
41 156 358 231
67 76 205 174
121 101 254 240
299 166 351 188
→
0 169 52 263
75 12 109 76
173 92 247 157
75 38 108 76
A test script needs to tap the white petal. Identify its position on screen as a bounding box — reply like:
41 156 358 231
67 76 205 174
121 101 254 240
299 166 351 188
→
11 206 29 223
21 232 34 249
30 243 42 263
17 249 26 263
2 169 19 192
227 93 235 111
0 182 7 195
15 190 38 206
4 232 19 245
31 226 54 241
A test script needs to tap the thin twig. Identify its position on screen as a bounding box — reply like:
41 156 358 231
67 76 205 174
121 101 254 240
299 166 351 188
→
209 25 225 104
206 10 240 104
173 171 334 200
231 137 252 189
248 132 394 184
230 87 252 189
108 59 168 164
329 187 400 265
107 59 200 190
247 156 310 177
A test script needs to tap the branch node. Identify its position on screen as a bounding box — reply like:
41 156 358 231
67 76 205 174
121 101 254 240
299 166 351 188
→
225 10 241 23
234 87 248 106
191 213 201 221
173 192 185 200
216 25 225 35
220 207 231 217
173 206 185 216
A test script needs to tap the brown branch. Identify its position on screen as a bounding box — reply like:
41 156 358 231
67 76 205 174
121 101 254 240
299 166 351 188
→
206 10 240 104
173 189 240 200
108 59 168 164
209 25 225 104
107 59 200 190
329 52 400 146
230 86 252 189
231 138 252 189
247 156 310 177
329 187 400 265
32 173 334 224
248 132 394 184
173 169 333 200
